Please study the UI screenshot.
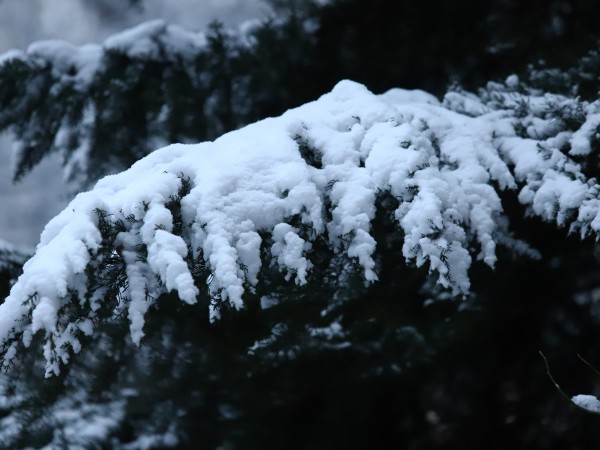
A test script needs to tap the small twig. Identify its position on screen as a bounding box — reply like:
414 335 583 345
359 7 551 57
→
539 351 573 404
539 350 600 415
578 354 600 378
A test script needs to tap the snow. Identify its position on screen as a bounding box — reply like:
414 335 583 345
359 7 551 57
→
104 19 206 62
260 295 279 309
0 48 25 65
572 394 600 413
570 113 600 156
505 74 520 89
27 40 102 89
0 17 228 189
2 78 600 374
148 229 198 303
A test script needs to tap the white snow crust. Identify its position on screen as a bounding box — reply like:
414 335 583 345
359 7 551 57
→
104 19 206 62
20 19 208 84
572 394 600 413
2 79 600 375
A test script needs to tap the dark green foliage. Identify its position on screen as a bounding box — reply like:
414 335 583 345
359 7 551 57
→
5 0 600 187
4 1 600 449
0 193 438 448
0 244 28 301
6 194 600 449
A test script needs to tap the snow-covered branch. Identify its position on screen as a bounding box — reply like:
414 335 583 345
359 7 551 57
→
0 19 255 184
2 78 600 376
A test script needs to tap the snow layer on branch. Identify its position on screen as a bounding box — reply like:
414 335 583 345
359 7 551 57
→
0 19 215 185
6 19 207 94
3 79 600 375
572 394 600 413
27 40 102 90
104 19 206 62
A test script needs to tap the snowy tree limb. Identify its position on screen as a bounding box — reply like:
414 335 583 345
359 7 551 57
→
1 78 600 375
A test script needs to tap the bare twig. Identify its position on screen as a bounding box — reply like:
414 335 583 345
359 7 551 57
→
578 354 600 378
539 351 572 403
539 350 600 415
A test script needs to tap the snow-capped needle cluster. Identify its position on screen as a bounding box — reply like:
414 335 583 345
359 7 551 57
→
2 77 600 376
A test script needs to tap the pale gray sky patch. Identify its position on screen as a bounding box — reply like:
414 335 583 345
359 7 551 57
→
0 135 69 249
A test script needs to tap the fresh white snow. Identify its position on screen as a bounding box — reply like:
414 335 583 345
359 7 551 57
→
1 77 600 375
572 394 600 413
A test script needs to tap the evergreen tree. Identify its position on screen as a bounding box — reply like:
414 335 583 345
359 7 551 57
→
2 2 600 449
2 72 600 448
